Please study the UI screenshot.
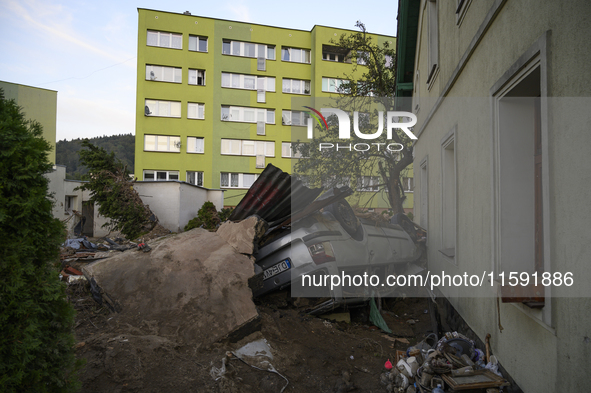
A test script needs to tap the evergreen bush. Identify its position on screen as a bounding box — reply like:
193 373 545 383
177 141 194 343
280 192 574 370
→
0 89 82 392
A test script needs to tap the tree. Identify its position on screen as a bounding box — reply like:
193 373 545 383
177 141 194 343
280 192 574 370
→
294 22 413 214
0 89 82 392
77 140 157 240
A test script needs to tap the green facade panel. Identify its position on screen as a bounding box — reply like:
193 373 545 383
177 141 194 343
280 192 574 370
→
135 9 401 208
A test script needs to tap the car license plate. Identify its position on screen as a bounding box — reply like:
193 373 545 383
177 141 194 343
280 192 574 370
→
263 259 291 281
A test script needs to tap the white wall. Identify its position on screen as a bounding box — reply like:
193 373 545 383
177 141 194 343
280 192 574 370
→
411 0 591 391
134 181 224 233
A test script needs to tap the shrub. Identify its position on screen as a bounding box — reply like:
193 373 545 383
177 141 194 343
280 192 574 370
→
184 203 234 232
0 89 82 392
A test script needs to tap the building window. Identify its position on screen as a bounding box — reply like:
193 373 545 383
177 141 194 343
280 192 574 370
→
322 176 350 189
426 0 439 87
186 171 203 186
144 135 181 152
186 137 204 153
322 45 350 63
65 195 76 212
356 51 369 65
189 69 205 85
143 170 179 181
385 55 393 68
281 110 308 126
403 177 414 192
221 139 274 157
455 0 472 26
441 132 456 259
147 30 182 49
145 100 181 118
221 40 275 59
188 35 208 52
220 173 258 189
145 65 182 83
281 142 308 158
221 73 275 91
187 103 205 119
322 77 349 93
281 47 311 63
220 106 274 124
357 176 380 192
492 53 546 307
282 79 310 95
420 157 428 230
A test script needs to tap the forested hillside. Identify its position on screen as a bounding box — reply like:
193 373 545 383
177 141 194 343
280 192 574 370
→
56 134 135 179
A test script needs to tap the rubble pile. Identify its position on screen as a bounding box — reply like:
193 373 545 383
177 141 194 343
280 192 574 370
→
80 228 260 345
380 332 509 393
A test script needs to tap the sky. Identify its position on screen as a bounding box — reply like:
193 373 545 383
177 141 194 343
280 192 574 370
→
0 0 398 141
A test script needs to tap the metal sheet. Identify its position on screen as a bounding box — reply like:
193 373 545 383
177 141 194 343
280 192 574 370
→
228 164 323 224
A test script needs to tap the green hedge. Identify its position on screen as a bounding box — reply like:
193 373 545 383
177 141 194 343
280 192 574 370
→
0 89 82 392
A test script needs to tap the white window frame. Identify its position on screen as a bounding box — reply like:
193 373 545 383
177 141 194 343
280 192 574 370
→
357 51 369 65
143 170 180 181
145 65 182 83
281 47 311 64
221 139 274 157
281 110 308 126
322 50 348 63
426 0 439 89
220 106 274 124
322 77 349 93
490 32 552 326
455 0 472 26
188 69 206 86
440 129 456 262
186 137 204 153
220 173 259 189
144 134 181 152
188 35 208 52
145 100 181 118
281 142 308 158
187 103 205 120
147 30 182 49
222 40 275 59
282 78 311 95
221 73 275 92
357 176 380 192
403 177 414 192
186 171 204 186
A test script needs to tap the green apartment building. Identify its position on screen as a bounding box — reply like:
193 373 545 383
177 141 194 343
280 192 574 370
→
135 9 411 211
0 81 57 164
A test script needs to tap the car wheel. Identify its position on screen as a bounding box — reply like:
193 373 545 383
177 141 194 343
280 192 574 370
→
390 213 417 242
325 199 360 237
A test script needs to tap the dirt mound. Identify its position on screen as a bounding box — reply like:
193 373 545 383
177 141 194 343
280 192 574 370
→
82 228 259 346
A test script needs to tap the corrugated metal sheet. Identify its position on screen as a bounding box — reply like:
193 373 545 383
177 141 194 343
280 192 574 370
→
228 164 323 225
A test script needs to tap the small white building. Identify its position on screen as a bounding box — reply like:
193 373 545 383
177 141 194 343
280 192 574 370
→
46 165 225 237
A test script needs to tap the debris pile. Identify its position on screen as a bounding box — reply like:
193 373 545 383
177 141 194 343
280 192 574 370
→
379 332 509 392
80 228 260 345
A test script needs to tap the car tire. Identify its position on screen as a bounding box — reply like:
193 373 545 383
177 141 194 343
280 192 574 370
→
325 199 360 237
390 213 417 242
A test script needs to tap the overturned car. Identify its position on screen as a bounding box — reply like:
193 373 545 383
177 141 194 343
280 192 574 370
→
228 165 424 310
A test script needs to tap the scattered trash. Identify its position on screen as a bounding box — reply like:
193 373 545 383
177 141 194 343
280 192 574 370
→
369 298 392 333
231 339 289 393
384 359 393 370
378 330 509 393
137 242 151 252
63 237 97 250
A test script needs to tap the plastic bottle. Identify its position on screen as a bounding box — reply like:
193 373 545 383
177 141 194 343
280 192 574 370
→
432 385 445 393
